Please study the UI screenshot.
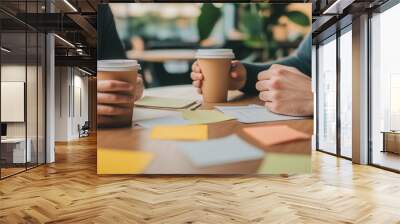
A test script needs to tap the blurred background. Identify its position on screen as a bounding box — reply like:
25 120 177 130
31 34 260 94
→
109 3 311 88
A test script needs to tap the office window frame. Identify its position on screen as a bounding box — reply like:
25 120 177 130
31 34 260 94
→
368 0 400 173
315 22 353 161
316 33 338 156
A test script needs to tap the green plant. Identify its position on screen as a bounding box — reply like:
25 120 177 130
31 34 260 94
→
197 3 222 42
197 3 310 61
238 3 310 61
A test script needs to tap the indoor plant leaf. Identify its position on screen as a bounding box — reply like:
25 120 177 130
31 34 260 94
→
287 11 310 27
197 4 222 41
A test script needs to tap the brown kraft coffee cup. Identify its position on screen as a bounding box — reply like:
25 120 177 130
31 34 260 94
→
97 60 141 128
195 49 235 103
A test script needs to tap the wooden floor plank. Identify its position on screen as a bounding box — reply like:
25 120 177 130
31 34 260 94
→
0 135 400 224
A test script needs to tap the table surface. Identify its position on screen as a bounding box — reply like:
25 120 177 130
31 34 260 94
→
97 85 313 174
127 49 196 62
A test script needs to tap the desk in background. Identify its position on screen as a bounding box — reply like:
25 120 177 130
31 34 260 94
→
1 138 32 165
127 49 196 62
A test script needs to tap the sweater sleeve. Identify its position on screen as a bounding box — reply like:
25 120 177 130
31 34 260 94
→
240 34 312 95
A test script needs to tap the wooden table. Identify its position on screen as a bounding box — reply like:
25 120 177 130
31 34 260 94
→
98 85 313 174
127 49 196 62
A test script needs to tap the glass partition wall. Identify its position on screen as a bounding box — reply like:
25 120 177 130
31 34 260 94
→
316 25 353 159
0 1 46 179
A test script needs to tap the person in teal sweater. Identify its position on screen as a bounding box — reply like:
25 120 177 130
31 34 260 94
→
191 34 313 116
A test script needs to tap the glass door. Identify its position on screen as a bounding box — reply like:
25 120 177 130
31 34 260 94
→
1 31 28 178
317 35 337 154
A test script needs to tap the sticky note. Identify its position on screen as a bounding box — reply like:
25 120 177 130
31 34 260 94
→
150 125 208 140
243 125 310 147
97 148 154 174
178 135 264 167
182 109 235 124
216 105 306 123
136 116 191 129
135 96 195 109
257 153 311 174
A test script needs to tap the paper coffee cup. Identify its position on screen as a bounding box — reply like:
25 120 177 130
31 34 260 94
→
195 49 235 103
97 60 141 128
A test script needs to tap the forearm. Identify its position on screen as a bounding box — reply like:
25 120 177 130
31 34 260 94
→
240 34 312 95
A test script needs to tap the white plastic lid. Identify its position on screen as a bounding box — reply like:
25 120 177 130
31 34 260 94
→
97 60 141 72
195 49 235 59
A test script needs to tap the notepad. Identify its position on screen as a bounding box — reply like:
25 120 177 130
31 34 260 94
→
182 109 235 124
216 104 306 123
243 125 310 147
257 153 311 174
150 125 208 140
136 116 191 129
178 135 264 167
135 96 195 109
97 148 154 174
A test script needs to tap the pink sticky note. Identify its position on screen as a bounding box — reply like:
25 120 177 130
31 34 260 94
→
243 125 310 147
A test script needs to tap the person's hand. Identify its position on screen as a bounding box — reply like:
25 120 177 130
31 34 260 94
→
256 64 313 116
97 75 144 117
191 60 247 94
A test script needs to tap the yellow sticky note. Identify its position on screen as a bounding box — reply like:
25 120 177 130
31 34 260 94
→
150 125 208 140
135 96 195 109
97 148 154 174
257 153 311 174
182 109 235 124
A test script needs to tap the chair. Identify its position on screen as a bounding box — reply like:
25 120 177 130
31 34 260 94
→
78 121 90 138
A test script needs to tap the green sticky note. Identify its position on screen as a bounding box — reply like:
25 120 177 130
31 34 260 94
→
258 153 311 174
135 96 195 109
182 109 235 124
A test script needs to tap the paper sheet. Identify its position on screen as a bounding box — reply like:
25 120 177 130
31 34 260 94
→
150 125 208 140
216 104 306 123
136 116 191 129
133 107 181 121
182 109 235 124
97 148 154 174
242 125 310 147
257 153 311 174
178 135 264 167
135 96 195 109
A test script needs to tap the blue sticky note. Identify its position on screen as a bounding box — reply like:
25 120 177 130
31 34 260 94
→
136 116 191 129
178 135 265 167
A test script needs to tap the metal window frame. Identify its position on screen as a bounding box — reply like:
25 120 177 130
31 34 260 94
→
314 18 353 161
367 0 400 173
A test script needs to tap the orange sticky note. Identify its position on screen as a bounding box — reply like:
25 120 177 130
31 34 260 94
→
243 125 310 147
150 125 208 140
97 148 153 174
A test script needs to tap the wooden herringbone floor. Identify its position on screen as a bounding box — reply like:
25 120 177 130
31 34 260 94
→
1 135 400 224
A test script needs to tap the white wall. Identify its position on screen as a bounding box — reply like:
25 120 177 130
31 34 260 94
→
1 65 38 138
54 67 89 141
